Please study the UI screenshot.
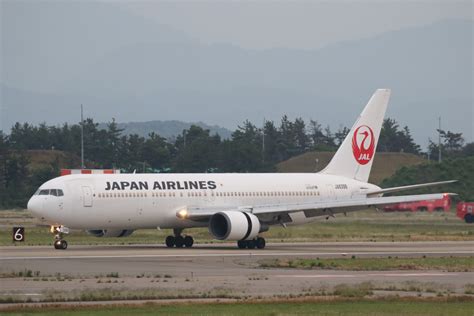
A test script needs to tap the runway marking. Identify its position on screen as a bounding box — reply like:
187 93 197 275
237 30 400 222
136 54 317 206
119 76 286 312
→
275 272 457 278
0 251 472 261
0 293 42 296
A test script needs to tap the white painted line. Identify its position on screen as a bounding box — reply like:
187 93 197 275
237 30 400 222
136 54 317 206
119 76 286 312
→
275 272 458 278
0 250 472 261
370 273 457 277
0 293 42 296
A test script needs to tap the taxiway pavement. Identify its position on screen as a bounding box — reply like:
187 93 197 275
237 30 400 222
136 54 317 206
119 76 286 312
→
1 241 472 301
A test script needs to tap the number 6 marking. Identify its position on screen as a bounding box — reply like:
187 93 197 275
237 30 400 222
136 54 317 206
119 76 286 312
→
13 227 24 241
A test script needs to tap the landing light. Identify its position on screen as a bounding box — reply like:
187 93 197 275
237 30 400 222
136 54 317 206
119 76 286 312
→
177 209 188 219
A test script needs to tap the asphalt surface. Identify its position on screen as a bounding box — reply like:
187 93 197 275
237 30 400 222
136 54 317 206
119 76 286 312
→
0 241 473 303
1 241 473 275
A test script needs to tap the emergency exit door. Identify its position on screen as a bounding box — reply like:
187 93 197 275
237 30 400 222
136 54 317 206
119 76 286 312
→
82 186 93 207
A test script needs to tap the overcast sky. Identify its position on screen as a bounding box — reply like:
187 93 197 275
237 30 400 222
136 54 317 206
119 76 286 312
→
1 0 473 147
119 0 472 50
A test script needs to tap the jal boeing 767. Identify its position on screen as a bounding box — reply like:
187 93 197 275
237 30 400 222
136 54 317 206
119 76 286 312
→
27 89 456 250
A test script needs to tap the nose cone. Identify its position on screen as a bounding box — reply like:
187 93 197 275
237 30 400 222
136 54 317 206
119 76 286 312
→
27 196 43 218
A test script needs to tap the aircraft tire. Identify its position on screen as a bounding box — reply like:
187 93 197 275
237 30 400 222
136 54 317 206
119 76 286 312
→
165 235 175 248
175 236 185 248
54 239 67 250
184 236 194 248
54 240 61 249
247 239 256 249
256 237 266 249
237 240 247 249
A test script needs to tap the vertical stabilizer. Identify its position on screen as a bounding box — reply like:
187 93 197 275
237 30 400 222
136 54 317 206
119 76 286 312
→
320 89 391 182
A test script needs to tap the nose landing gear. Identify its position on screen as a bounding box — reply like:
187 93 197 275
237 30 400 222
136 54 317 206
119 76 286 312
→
51 225 69 250
54 239 68 250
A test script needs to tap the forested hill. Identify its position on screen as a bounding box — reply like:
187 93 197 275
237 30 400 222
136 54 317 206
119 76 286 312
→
277 152 425 185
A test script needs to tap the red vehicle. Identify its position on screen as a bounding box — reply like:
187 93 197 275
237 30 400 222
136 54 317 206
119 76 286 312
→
383 194 451 212
457 202 474 223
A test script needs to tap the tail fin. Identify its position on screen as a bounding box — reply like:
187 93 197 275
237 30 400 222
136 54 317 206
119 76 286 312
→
320 89 391 182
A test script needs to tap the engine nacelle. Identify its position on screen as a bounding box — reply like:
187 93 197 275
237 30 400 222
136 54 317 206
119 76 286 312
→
209 211 260 241
86 229 134 238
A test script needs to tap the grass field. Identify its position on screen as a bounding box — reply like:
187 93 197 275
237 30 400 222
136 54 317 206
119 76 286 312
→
1 298 474 316
1 209 472 246
259 256 474 272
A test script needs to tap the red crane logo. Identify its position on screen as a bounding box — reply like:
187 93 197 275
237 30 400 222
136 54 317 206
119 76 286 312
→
352 125 375 165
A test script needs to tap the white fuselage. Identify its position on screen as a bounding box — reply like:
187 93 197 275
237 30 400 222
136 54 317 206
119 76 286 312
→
27 173 379 230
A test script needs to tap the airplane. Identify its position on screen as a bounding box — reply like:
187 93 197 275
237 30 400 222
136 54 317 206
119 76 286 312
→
27 89 456 250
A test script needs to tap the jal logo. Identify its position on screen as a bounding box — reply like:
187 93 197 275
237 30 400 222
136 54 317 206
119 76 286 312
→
352 125 375 165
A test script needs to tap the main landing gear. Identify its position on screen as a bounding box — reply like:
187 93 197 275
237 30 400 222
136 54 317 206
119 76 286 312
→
165 229 194 248
51 225 69 250
237 237 266 249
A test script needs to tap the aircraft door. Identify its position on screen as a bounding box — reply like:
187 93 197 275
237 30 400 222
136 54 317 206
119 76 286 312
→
82 186 93 207
325 184 336 200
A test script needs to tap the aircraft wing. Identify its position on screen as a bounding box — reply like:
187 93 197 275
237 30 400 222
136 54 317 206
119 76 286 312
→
179 193 456 223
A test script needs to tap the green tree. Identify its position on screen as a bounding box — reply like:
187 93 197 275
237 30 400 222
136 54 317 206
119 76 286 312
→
334 126 350 146
0 132 8 207
462 142 474 157
221 121 266 172
293 118 309 153
174 125 221 172
263 120 281 163
141 132 172 170
378 118 420 154
4 151 30 207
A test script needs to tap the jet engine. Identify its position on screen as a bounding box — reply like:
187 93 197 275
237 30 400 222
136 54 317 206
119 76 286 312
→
86 229 134 238
209 211 260 241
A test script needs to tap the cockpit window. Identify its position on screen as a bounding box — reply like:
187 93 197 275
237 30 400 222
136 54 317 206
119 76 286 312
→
36 189 64 196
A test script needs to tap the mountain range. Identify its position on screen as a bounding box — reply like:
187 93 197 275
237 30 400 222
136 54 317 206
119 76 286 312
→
97 120 233 140
1 1 472 147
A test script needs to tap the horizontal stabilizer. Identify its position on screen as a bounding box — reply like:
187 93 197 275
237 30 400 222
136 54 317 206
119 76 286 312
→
367 180 457 196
